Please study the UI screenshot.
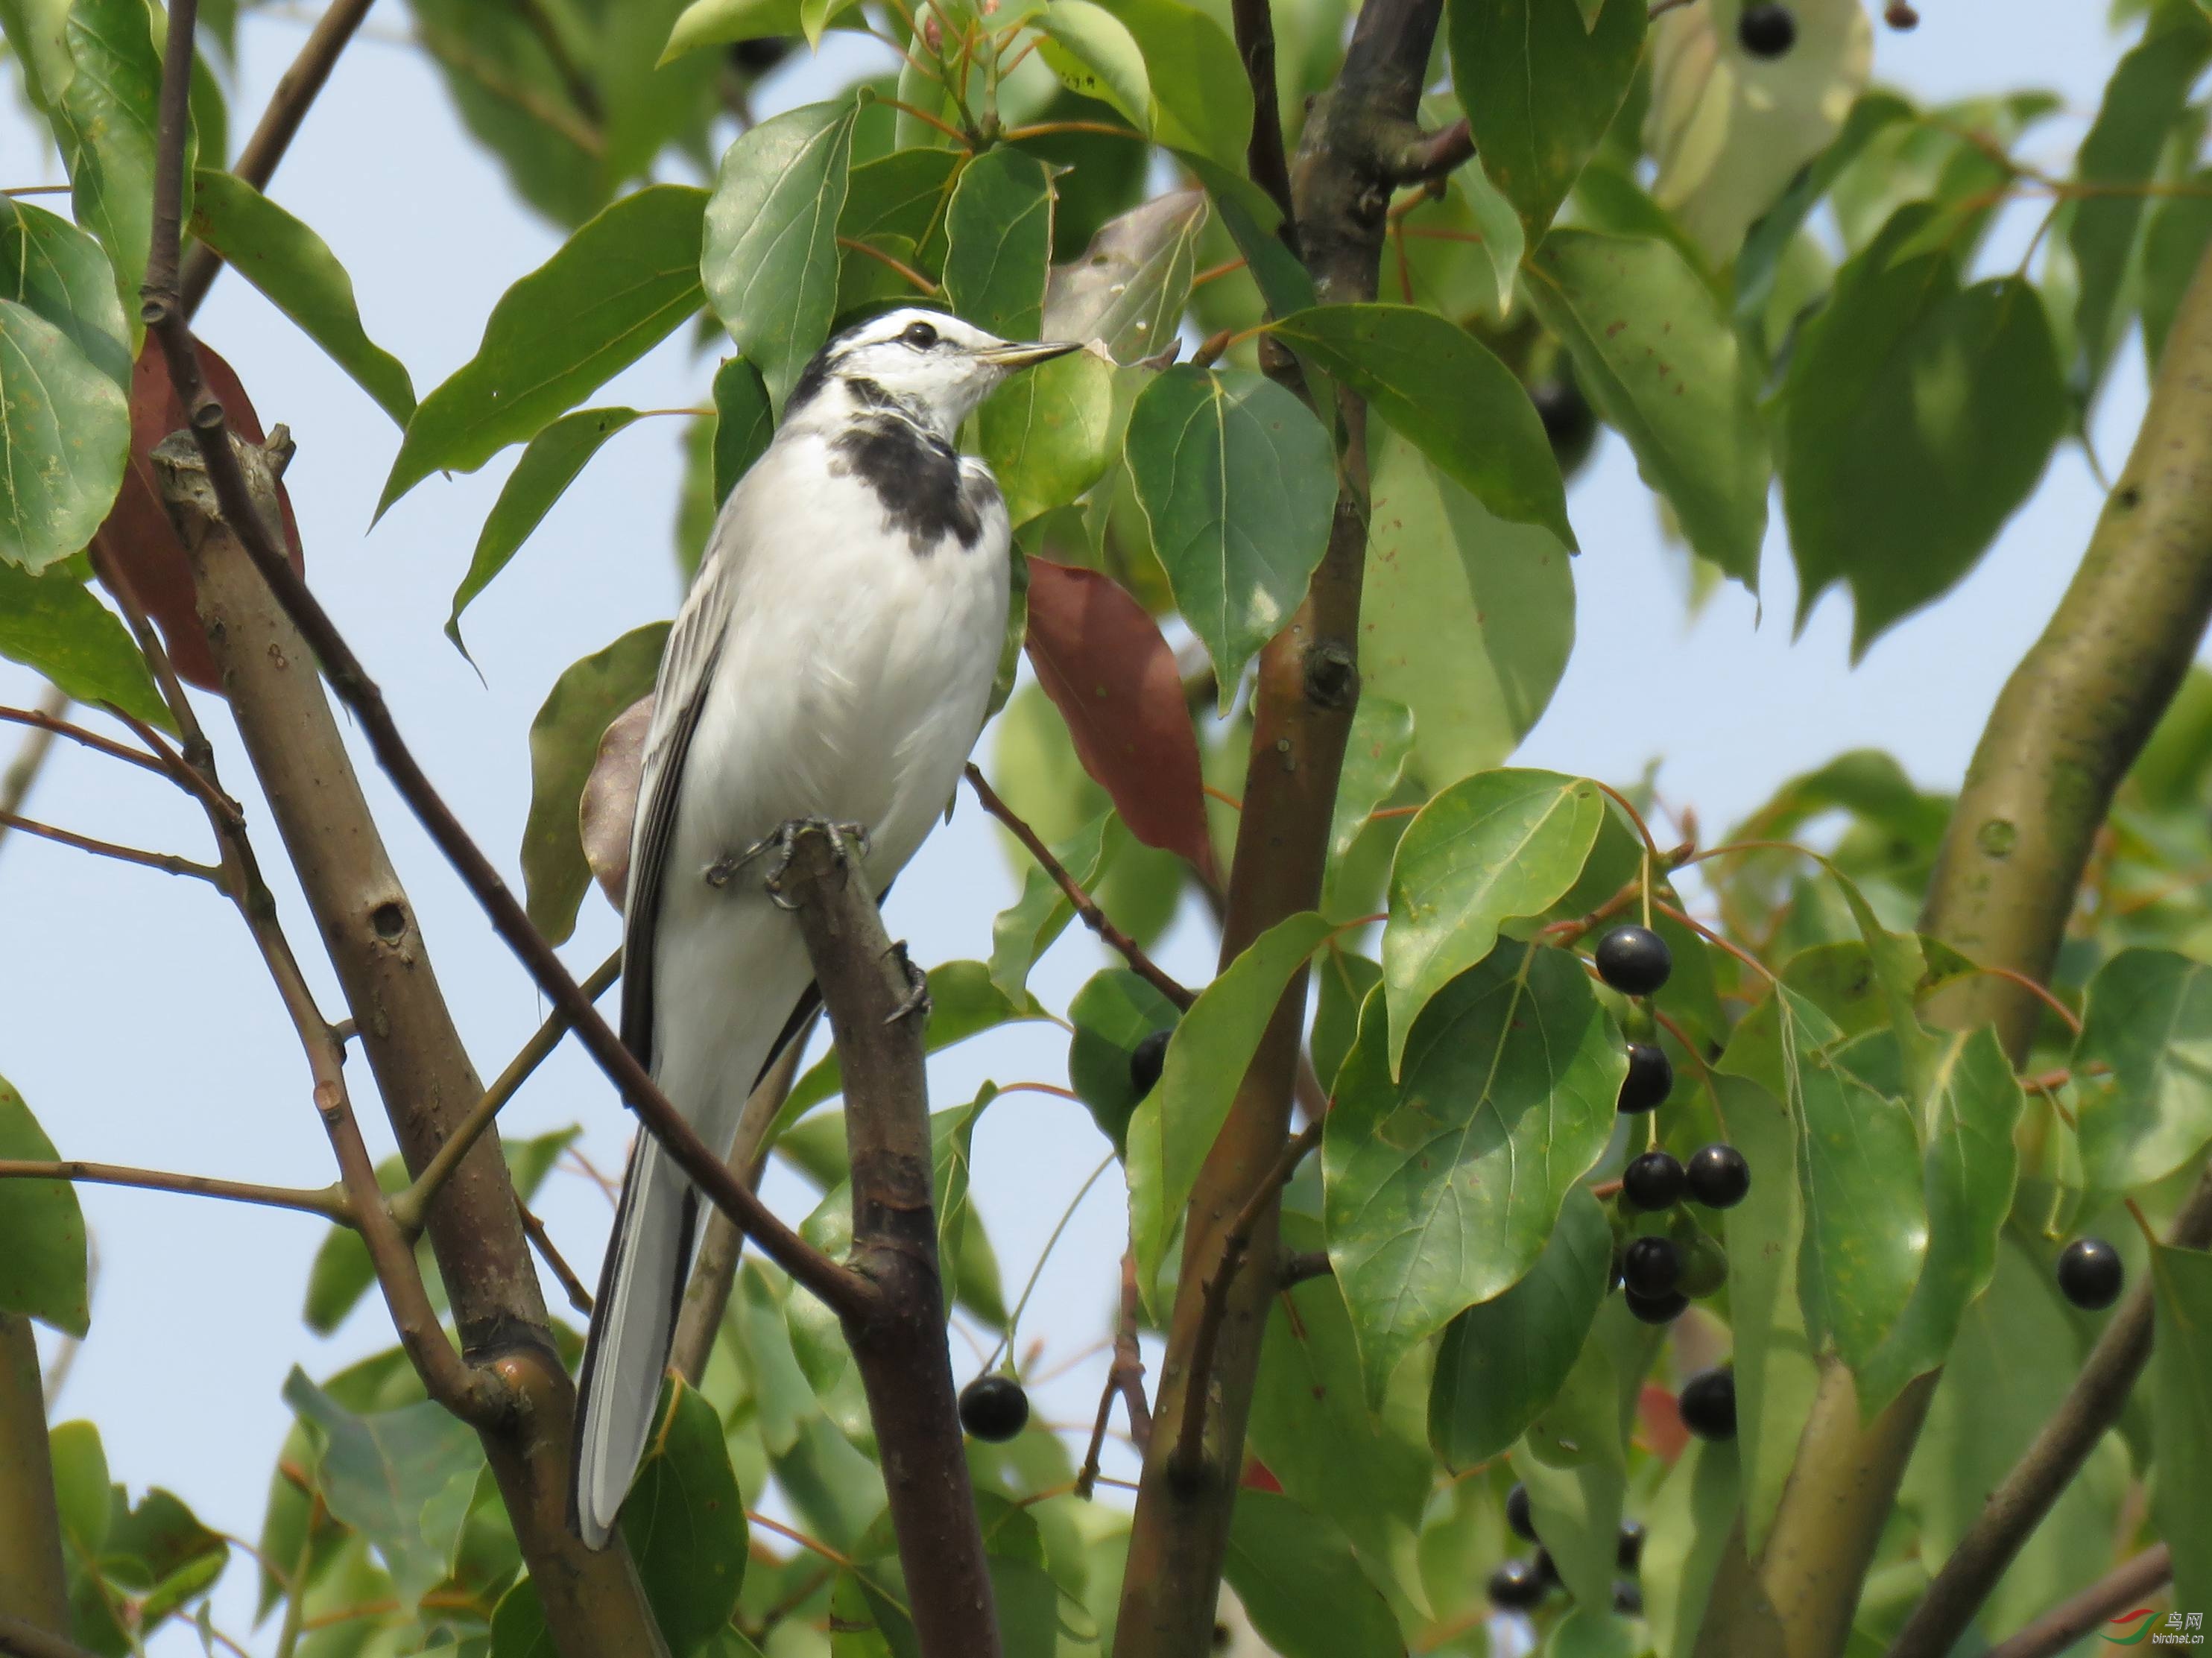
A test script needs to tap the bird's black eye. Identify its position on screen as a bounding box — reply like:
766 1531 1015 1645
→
901 319 939 349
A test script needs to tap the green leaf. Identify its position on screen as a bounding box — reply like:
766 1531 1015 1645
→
0 1073 86 1335
1273 305 1576 550
187 171 415 426
103 1487 227 1631
282 1367 482 1605
522 624 669 945
1525 229 1769 587
1222 1491 1403 1658
49 0 173 331
1043 187 1206 364
381 186 709 512
1447 0 1646 245
1855 1027 2023 1414
490 1577 554 1658
704 98 859 409
711 356 774 505
1095 0 1250 171
0 0 75 111
1382 768 1605 1075
2143 169 2212 374
1520 1304 1625 1471
1123 365 1336 700
1311 948 1380 1092
1640 1437 1740 1658
1794 1037 1925 1373
48 1420 108 1560
0 559 168 724
1180 151 1316 319
0 195 128 387
979 347 1116 525
1128 912 1333 1299
2076 948 2212 1195
1037 0 1151 136
1246 1214 1433 1611
1545 1606 1640 1658
2149 1241 2212 1619
1429 1185 1611 1469
943 146 1055 341
660 0 864 60
1325 946 1622 1399
1326 697 1414 877
1733 92 1912 330
0 297 129 573
1066 966 1181 1154
1360 422 1575 792
781 960 1049 1121
624 1380 750 1654
1514 1431 1626 1614
989 813 1122 1004
447 408 644 652
2069 3 2212 388
1780 208 2066 656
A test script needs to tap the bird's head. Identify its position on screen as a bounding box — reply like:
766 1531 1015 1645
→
783 307 1080 437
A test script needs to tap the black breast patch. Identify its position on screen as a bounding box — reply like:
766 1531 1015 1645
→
829 415 990 556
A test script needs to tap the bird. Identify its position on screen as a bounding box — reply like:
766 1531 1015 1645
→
569 306 1078 1547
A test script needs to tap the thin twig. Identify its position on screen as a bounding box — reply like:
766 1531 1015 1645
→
0 812 220 883
0 1159 349 1221
388 949 622 1234
518 1202 592 1316
0 686 67 854
1169 1120 1322 1484
1278 1250 1330 1288
0 704 166 776
835 235 941 295
1981 1545 2171 1658
963 764 1195 1011
180 0 377 314
1228 0 1295 235
1077 1250 1154 1499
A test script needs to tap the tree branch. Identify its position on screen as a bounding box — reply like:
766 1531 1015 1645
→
0 704 166 778
772 826 1001 1658
0 811 219 882
1078 1250 1154 1499
0 1614 100 1658
1982 1545 2171 1658
963 764 1195 1011
179 0 379 317
0 689 69 854
0 1159 349 1221
389 949 622 1235
1703 246 2212 1658
1115 1 1439 1648
139 7 674 1643
672 1013 820 1385
1230 0 1296 235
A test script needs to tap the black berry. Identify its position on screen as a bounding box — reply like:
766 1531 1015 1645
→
2057 1237 2124 1310
1529 376 1596 475
1128 1029 1171 1100
1625 1286 1690 1325
1737 1 1796 57
1614 1579 1645 1616
1686 1143 1751 1209
1618 1044 1673 1114
1678 1369 1737 1440
1617 1519 1645 1572
1488 1558 1546 1610
1622 1235 1681 1298
1596 925 1672 996
1532 1547 1559 1586
1883 0 1918 26
958 1374 1030 1441
1622 1150 1686 1211
1505 1481 1537 1542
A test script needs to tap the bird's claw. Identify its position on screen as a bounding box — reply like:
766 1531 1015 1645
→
884 940 932 1027
707 818 871 908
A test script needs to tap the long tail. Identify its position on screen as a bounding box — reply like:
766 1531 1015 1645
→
569 1138 698 1549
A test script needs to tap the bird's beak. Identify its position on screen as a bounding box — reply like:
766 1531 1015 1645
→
979 340 1083 368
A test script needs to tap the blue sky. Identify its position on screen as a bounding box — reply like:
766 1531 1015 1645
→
0 1 2155 1648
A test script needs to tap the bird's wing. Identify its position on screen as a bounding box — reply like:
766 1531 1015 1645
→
619 533 742 1071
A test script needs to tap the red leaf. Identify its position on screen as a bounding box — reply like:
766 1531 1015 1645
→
581 694 654 912
1239 1457 1283 1494
1023 558 1216 882
92 341 306 692
1637 1381 1691 1464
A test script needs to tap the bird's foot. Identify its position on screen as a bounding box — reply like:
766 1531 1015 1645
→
708 818 871 908
884 940 932 1027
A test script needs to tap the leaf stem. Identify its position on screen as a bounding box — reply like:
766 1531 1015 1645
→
835 235 941 295
0 1159 349 1222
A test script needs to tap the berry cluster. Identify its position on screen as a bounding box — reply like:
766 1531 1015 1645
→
1594 925 1752 1326
1488 1484 1644 1616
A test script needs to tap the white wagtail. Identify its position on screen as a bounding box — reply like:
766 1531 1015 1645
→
570 306 1078 1545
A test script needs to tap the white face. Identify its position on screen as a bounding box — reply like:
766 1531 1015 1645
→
789 306 1075 433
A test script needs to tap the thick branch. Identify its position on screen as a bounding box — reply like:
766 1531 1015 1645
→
964 764 1195 1010
1707 247 2212 1658
774 827 1000 1658
178 0 379 317
0 1159 348 1221
1115 1 1438 1650
1982 1545 2171 1658
0 1614 98 1658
